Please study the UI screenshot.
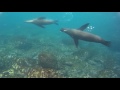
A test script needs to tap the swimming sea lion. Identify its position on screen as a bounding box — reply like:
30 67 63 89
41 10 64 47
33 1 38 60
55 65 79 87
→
25 17 58 28
60 23 111 48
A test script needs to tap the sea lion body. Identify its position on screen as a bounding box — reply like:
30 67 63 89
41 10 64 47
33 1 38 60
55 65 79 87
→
60 23 111 48
65 29 103 43
25 17 58 28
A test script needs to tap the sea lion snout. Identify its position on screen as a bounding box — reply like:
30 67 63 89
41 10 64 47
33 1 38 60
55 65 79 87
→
25 20 33 23
60 28 68 32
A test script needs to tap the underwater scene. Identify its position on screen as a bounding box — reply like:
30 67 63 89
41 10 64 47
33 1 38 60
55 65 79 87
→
0 12 120 78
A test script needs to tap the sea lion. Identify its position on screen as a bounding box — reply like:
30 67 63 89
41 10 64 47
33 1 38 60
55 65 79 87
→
60 23 111 48
25 17 58 28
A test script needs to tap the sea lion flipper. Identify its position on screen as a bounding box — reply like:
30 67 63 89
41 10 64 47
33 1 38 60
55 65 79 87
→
73 38 79 48
78 23 90 31
54 20 59 25
38 17 46 20
40 25 45 28
101 40 111 47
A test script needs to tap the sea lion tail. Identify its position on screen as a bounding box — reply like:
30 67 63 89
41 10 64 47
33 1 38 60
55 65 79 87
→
54 20 59 25
102 40 111 47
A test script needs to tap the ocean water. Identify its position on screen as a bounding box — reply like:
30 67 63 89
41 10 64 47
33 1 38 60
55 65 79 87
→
0 12 120 78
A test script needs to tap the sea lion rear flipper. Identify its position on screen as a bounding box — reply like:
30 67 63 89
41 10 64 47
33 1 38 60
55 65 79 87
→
38 17 46 20
73 38 79 48
78 23 90 31
101 40 111 47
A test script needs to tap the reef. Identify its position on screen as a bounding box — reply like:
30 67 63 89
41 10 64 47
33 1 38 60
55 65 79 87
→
27 68 62 78
0 34 120 78
0 56 63 78
97 69 118 78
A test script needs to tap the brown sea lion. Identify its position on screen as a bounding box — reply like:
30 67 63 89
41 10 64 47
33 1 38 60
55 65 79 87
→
25 17 58 28
60 23 111 48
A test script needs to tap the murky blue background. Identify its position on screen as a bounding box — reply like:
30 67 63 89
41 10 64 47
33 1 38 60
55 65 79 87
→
0 12 120 78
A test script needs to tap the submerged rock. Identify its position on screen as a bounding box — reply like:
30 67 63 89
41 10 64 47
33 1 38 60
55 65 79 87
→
38 52 58 69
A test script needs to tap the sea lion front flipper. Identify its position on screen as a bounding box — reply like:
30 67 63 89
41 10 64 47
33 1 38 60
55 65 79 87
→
73 38 79 48
78 23 90 31
54 20 59 25
38 17 46 20
39 25 45 28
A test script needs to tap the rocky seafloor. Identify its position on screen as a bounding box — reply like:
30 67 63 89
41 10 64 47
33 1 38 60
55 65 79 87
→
0 34 120 78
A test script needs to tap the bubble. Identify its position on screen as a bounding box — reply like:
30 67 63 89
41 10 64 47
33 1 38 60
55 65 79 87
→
61 12 73 22
86 26 95 32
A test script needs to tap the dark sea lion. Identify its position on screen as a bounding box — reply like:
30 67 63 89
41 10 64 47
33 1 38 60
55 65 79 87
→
25 17 58 28
60 23 111 48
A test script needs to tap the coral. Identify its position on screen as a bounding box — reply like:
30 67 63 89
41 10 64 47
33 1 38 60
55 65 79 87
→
97 69 118 78
0 58 12 73
15 58 35 68
27 68 63 78
38 52 58 69
0 56 37 78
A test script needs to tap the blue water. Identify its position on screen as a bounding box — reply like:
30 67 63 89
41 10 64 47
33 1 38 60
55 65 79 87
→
0 12 120 78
